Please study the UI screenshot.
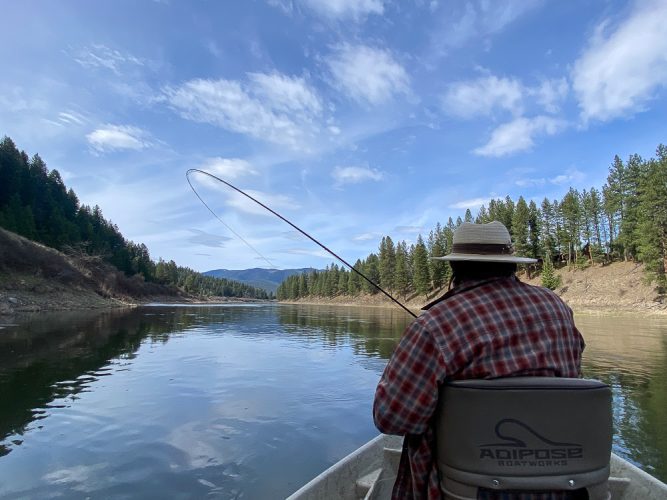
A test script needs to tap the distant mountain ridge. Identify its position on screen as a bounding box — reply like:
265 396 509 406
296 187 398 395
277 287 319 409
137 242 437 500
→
203 268 315 294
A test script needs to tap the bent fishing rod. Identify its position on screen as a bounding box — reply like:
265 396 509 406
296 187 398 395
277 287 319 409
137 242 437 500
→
186 168 417 319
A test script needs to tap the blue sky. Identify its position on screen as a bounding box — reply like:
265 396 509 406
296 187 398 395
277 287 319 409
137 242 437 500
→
2 0 667 271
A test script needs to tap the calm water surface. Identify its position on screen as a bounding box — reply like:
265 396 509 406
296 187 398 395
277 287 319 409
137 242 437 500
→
0 304 665 498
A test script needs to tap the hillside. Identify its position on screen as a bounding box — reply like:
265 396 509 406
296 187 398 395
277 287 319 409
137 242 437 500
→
204 267 315 294
0 227 187 315
280 262 666 315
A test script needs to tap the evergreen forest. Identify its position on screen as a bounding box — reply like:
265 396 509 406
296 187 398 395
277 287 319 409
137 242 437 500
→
277 144 667 300
0 136 270 299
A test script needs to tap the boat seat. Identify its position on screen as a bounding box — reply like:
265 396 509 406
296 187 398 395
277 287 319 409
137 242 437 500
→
435 377 612 500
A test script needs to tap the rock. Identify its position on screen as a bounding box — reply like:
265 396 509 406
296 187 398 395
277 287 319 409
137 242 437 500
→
8 297 18 304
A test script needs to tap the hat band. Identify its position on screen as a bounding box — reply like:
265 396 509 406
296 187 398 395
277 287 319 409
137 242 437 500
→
451 243 513 255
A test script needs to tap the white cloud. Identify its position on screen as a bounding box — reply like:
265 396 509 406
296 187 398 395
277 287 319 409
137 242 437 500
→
58 111 87 125
225 189 300 216
164 73 323 150
188 229 232 247
86 124 152 152
515 178 546 188
515 168 585 188
429 0 542 58
301 0 384 20
448 197 492 210
353 232 382 242
441 75 523 118
332 165 383 185
394 225 423 234
70 44 144 75
247 72 322 115
200 157 259 180
531 78 569 114
550 168 585 186
327 44 410 105
572 0 667 122
474 116 566 157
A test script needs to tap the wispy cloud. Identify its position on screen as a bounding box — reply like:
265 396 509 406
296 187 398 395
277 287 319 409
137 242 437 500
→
326 44 410 105
224 189 300 216
281 247 330 259
70 44 144 75
441 74 568 119
199 158 259 180
352 232 382 242
531 78 569 114
86 124 152 152
164 73 323 150
515 168 585 187
332 165 383 186
441 75 523 118
474 116 566 157
188 229 232 248
572 0 667 122
429 0 542 59
57 111 87 125
247 72 322 115
269 0 385 20
394 225 422 234
448 196 492 210
302 0 384 20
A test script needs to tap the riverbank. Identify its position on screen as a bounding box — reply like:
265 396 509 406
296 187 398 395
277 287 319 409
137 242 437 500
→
281 261 667 316
0 228 268 316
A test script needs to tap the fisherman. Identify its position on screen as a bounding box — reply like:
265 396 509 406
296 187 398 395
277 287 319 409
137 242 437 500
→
373 221 585 499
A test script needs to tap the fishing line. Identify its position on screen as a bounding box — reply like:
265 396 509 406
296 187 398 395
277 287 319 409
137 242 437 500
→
186 169 417 318
186 171 277 270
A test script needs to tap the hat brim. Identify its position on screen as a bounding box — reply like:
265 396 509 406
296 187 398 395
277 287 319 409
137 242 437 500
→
432 254 537 264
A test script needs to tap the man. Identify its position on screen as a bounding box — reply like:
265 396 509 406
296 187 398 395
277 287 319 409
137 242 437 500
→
373 221 585 499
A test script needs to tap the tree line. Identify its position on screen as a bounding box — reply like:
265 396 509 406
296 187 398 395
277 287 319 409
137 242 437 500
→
277 143 667 300
0 136 270 299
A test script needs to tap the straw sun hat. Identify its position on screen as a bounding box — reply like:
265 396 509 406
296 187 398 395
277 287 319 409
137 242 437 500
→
432 221 537 264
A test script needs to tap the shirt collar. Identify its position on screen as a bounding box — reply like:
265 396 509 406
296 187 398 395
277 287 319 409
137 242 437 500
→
421 276 516 310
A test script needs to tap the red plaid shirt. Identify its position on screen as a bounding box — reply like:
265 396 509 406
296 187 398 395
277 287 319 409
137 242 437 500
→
373 277 585 499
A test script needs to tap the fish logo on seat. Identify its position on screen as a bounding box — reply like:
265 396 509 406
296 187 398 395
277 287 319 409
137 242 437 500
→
478 418 583 466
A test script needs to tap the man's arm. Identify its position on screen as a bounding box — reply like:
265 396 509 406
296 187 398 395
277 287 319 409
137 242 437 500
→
373 320 445 435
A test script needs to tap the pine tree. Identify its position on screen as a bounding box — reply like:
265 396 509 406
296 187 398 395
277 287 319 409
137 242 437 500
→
637 146 667 291
429 224 448 290
541 257 561 291
413 235 431 298
560 189 581 265
512 196 530 257
394 242 410 299
528 200 541 259
378 236 396 292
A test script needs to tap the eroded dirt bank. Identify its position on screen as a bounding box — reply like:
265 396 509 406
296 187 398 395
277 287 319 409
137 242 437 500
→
282 261 666 316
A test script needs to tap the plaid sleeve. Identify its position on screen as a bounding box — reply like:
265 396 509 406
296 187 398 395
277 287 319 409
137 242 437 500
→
373 319 445 436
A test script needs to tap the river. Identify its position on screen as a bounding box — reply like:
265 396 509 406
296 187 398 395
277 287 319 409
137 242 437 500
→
0 304 665 498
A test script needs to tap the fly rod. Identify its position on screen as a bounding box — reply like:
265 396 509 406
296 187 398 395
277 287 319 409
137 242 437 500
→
186 168 417 318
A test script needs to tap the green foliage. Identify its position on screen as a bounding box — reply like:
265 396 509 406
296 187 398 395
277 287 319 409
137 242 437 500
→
412 235 431 298
277 141 667 301
541 258 562 291
0 136 268 300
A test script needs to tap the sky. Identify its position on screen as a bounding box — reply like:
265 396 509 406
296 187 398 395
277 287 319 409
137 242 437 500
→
2 0 667 272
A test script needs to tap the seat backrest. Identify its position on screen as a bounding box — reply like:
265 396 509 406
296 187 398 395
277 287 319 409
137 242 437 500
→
435 377 612 500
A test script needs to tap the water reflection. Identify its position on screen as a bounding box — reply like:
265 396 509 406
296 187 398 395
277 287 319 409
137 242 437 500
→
577 314 667 483
0 305 665 499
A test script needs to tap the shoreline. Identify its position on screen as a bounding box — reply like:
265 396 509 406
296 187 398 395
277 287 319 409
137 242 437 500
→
2 261 665 318
278 298 667 317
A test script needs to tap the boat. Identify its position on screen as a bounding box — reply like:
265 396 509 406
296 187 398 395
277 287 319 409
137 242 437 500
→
287 433 667 499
